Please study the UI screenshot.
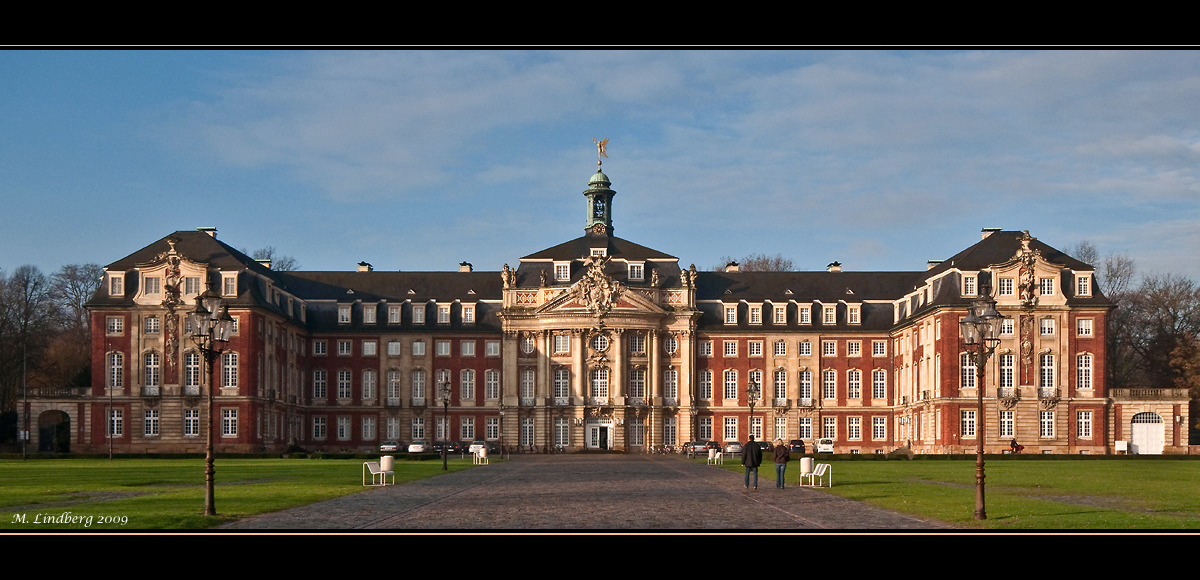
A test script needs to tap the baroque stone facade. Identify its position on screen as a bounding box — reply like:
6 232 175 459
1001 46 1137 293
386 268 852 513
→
20 165 1192 455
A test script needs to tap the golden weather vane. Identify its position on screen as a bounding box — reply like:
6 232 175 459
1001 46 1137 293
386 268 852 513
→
593 137 608 168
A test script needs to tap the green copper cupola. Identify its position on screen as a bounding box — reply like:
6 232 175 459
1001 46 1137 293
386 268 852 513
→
583 169 615 235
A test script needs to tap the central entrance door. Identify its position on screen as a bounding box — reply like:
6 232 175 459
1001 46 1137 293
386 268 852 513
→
587 419 612 450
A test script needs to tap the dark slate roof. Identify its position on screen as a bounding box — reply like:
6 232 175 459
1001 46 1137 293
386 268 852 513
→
695 271 924 303
521 231 678 262
280 271 502 302
516 231 682 289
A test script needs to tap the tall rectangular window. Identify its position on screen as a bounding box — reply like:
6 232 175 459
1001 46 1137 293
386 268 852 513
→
1040 354 1056 391
961 410 976 437
109 409 123 436
222 352 238 388
664 417 677 447
822 370 836 399
723 370 738 400
663 369 678 399
847 370 862 399
362 416 377 440
999 410 1014 438
144 409 160 436
872 369 886 399
822 417 836 439
110 275 123 296
461 417 475 440
184 409 199 436
774 417 787 441
1077 354 1093 390
363 306 376 324
222 408 238 437
724 417 738 441
699 417 712 440
773 370 788 400
461 369 475 400
412 305 425 324
1077 411 1093 438
798 417 811 439
724 306 737 324
847 417 861 440
873 417 886 440
487 417 500 440
337 416 351 440
521 418 535 446
412 369 426 400
555 417 570 447
337 370 352 399
485 369 500 400
698 370 712 399
774 306 786 324
1040 411 1055 438
411 417 425 440
960 353 976 389
313 370 327 398
1000 354 1015 391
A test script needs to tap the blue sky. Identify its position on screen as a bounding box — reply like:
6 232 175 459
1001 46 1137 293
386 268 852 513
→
3 50 1198 282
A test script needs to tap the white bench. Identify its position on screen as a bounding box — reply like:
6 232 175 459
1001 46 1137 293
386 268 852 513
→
363 458 395 486
800 463 831 487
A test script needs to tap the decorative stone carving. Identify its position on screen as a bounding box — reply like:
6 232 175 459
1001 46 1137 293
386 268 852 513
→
572 254 625 314
502 264 515 289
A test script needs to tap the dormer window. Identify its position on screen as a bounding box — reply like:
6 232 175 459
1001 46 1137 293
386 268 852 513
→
848 306 861 325
462 304 475 324
555 263 570 281
110 275 124 296
823 306 836 325
338 305 351 324
185 276 201 295
799 306 811 324
998 278 1014 296
1040 277 1056 296
363 306 376 324
628 263 644 281
749 305 762 324
222 275 237 297
724 306 737 324
773 305 786 324
438 304 451 324
963 275 977 296
145 276 161 295
412 304 426 324
590 248 606 257
1076 275 1091 297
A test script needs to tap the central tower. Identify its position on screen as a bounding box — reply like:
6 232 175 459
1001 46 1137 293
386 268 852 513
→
583 169 616 235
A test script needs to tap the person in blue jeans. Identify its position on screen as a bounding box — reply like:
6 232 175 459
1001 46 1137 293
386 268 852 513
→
741 435 763 489
773 438 791 488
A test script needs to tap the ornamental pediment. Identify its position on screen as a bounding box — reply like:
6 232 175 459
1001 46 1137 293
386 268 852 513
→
531 255 668 316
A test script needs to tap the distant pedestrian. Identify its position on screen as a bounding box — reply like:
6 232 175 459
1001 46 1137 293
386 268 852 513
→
773 439 790 488
741 435 763 490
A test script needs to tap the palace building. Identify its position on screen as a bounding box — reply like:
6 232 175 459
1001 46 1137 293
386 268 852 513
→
22 163 1192 455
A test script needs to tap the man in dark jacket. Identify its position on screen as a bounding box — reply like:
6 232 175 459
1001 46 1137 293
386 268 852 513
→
742 435 763 489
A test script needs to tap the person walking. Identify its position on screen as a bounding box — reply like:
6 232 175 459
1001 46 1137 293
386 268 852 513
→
773 438 790 488
742 435 763 490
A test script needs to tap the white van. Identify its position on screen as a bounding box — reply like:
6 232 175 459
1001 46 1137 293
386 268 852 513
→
815 438 835 453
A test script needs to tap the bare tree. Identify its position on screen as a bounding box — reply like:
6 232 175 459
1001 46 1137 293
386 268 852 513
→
50 264 103 338
242 246 300 272
710 253 796 272
0 265 56 412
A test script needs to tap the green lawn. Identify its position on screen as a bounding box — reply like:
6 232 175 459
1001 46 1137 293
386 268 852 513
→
719 457 1200 529
0 457 477 530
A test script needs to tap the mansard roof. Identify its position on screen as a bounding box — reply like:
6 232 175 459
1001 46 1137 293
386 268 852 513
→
281 271 502 302
521 230 678 262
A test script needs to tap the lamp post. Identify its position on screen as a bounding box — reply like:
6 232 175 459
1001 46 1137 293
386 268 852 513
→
959 284 1005 521
746 375 761 443
438 377 452 471
188 288 235 517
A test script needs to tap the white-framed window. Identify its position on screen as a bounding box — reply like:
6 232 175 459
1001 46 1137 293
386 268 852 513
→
822 341 836 356
313 340 327 356
435 417 448 442
628 263 644 281
184 409 199 437
588 368 608 398
873 416 886 440
963 275 977 296
1040 277 1056 296
362 369 377 400
699 417 713 440
1040 317 1055 336
337 370 352 399
698 370 712 399
961 410 976 437
438 305 450 324
485 369 500 400
486 341 500 356
462 305 475 324
362 416 376 440
699 341 712 357
798 341 812 356
389 305 401 323
872 369 886 399
387 417 400 440
337 340 352 356
798 370 812 400
486 417 500 440
749 306 762 324
144 276 161 295
823 306 836 324
362 341 377 356
666 336 680 355
664 416 677 447
750 416 763 440
107 352 124 388
184 352 200 391
222 275 237 297
109 274 124 296
412 341 426 356
1001 318 1015 335
798 417 811 439
144 409 159 436
461 340 476 356
554 417 570 446
629 417 645 446
663 369 678 399
1039 410 1055 438
773 369 787 399
144 316 160 334
872 341 886 356
999 410 1014 438
723 370 738 400
220 353 236 389
848 306 860 325
106 316 124 335
363 306 376 324
1077 410 1093 438
591 334 610 352
143 352 161 389
1077 354 1093 390
847 416 861 440
313 370 327 398
412 369 427 400
822 417 836 439
461 416 475 440
822 370 836 399
774 417 788 441
724 341 738 357
847 341 861 356
460 369 475 400
774 305 786 324
523 368 538 399
337 416 351 440
521 335 536 355
847 369 862 399
998 277 1014 296
555 263 570 281
338 305 351 324
724 306 737 324
436 341 450 356
748 370 763 398
724 417 738 441
774 341 787 356
1077 318 1093 337
521 418 535 446
960 352 976 389
553 368 570 399
222 408 238 437
1076 275 1091 297
629 334 645 355
411 417 425 440
799 306 811 324
1000 354 1015 390
108 409 123 436
748 341 763 356
412 305 426 324
1040 353 1056 390
554 334 571 354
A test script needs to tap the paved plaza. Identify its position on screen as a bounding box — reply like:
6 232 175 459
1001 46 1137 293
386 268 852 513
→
221 455 955 530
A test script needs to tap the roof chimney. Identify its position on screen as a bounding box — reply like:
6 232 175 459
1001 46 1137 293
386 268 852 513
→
196 227 217 238
981 227 1001 239
826 261 842 273
927 260 943 270
256 259 272 270
357 261 373 272
725 261 740 273
459 261 473 272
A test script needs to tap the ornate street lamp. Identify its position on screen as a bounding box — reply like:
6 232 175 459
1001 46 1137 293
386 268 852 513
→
959 284 1005 521
188 288 235 517
438 377 452 471
746 375 761 443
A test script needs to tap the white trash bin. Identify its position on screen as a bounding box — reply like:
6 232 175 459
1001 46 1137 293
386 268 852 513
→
380 455 394 472
800 456 814 475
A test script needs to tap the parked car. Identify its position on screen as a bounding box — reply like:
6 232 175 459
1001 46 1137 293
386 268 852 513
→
408 441 427 453
789 439 807 453
815 438 834 453
380 441 399 452
705 441 722 450
469 440 487 454
757 441 774 453
683 442 708 456
724 441 743 454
